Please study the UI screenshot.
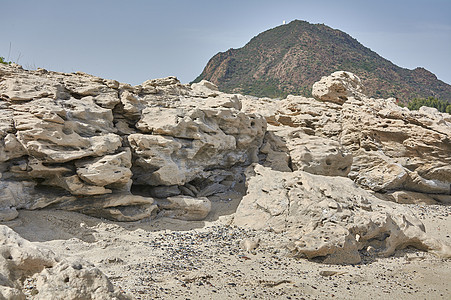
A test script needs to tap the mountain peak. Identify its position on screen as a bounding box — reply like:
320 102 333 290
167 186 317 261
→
193 21 451 102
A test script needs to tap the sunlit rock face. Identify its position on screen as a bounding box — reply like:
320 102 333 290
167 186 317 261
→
0 65 265 221
1 65 450 264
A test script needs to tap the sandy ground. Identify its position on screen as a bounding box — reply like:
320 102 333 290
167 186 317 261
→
5 200 451 300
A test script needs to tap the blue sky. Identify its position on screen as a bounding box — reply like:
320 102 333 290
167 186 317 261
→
2 0 450 85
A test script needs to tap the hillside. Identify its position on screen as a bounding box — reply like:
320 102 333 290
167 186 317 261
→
193 20 451 102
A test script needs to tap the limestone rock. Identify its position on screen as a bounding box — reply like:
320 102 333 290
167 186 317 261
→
0 225 130 299
0 207 18 222
354 162 408 191
242 71 451 200
240 238 260 252
0 180 75 221
190 80 221 97
158 196 211 221
341 96 451 195
76 149 132 188
312 71 365 104
1 64 450 265
388 191 439 205
286 132 352 176
0 181 36 221
258 129 292 172
0 65 265 221
56 194 158 222
1 64 449 231
0 133 27 162
129 106 265 186
32 259 128 300
146 185 181 198
234 164 451 264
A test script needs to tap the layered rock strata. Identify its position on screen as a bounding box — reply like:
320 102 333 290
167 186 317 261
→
234 164 450 264
1 65 450 265
0 65 265 222
242 71 451 201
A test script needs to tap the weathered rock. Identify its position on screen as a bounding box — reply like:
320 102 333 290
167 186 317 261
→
0 181 74 221
286 132 352 176
129 106 265 186
0 133 27 162
242 71 451 199
234 164 451 264
353 162 408 191
76 149 132 188
1 64 450 265
0 207 18 222
0 65 264 221
341 98 451 194
190 80 221 97
312 71 365 104
158 196 211 221
56 194 158 222
145 185 182 198
258 129 292 172
0 225 130 299
388 191 439 205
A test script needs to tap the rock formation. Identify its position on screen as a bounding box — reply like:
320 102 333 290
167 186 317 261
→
241 70 451 202
0 64 265 222
1 64 450 265
234 164 450 264
0 225 130 299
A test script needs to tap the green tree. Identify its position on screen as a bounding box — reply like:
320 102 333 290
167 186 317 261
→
0 57 11 65
407 96 450 113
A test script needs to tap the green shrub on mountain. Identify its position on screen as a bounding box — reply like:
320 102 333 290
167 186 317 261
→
194 20 451 103
407 97 451 113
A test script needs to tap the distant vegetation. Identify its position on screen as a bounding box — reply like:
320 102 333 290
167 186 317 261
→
407 97 451 114
194 20 451 103
0 57 11 65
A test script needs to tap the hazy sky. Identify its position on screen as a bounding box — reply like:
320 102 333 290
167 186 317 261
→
2 0 450 85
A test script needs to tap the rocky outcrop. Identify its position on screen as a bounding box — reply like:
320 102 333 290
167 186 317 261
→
0 225 130 299
1 64 450 264
234 164 451 264
0 65 265 221
312 71 365 104
242 71 451 202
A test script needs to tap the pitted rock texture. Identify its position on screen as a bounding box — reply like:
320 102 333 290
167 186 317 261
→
0 65 265 221
0 225 130 299
1 65 450 264
234 164 451 264
242 72 451 202
312 70 365 104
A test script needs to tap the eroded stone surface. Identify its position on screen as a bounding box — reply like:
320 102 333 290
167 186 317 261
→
1 64 450 264
0 225 130 299
0 64 265 221
312 70 365 104
242 72 451 198
234 164 451 264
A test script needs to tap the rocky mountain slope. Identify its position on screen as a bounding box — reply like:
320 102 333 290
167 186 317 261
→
0 64 450 297
193 20 451 102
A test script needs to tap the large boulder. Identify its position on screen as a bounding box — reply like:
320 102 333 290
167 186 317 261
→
242 71 451 201
0 65 265 221
234 164 451 264
312 71 365 104
0 225 130 299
